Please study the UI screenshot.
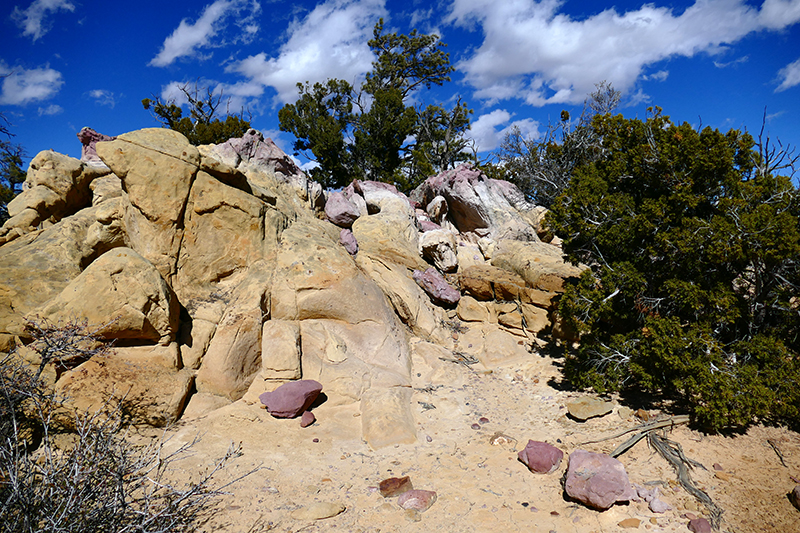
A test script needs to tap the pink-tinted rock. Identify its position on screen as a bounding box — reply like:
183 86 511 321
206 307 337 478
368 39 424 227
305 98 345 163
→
397 489 437 512
687 517 712 533
564 449 637 510
379 476 413 497
413 267 460 306
418 218 441 232
325 191 361 228
338 228 358 255
636 485 672 513
259 379 322 418
300 410 316 427
518 440 564 474
77 127 116 165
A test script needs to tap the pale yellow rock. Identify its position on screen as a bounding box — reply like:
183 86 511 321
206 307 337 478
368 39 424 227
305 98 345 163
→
180 392 232 420
260 319 301 380
455 241 486 270
351 196 426 271
290 502 345 520
419 229 458 272
96 129 199 281
491 239 584 293
567 396 615 420
89 173 123 205
34 247 178 344
178 318 217 370
194 267 271 401
113 342 182 370
458 322 532 368
457 295 491 322
409 338 464 388
361 386 417 450
521 302 551 334
56 355 193 427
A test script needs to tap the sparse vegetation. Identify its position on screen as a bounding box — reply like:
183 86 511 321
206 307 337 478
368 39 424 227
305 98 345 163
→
0 319 248 532
547 107 800 431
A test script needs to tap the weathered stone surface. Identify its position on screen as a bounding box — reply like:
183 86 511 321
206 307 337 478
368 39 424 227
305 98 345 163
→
300 410 316 427
458 264 528 301
260 319 301 380
491 239 584 293
518 440 564 474
398 490 437 512
194 267 270 400
34 247 178 344
419 229 458 272
178 318 216 370
567 396 615 421
455 241 485 271
426 195 448 225
411 164 538 241
290 502 345 520
56 355 193 426
338 228 358 255
687 518 712 533
457 295 491 323
351 192 425 270
325 191 360 228
0 206 101 336
413 268 460 306
379 476 413 497
96 128 199 281
409 338 463 388
457 322 531 368
361 386 416 450
564 449 637 510
77 127 116 166
259 379 322 418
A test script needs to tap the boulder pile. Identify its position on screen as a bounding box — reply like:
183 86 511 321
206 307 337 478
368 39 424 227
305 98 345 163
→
0 127 582 448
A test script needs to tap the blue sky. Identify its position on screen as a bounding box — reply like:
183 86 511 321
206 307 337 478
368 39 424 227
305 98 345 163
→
2 0 799 174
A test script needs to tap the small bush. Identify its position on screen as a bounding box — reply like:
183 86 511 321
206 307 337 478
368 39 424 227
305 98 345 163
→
0 319 246 532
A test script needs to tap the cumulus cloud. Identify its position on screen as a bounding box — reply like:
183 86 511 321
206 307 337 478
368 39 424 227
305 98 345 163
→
467 109 541 152
228 0 387 104
0 63 64 106
776 57 800 92
37 104 63 116
88 89 116 108
447 0 800 106
150 0 261 67
11 0 75 41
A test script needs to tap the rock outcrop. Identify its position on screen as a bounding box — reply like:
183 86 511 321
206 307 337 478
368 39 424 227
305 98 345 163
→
0 127 584 444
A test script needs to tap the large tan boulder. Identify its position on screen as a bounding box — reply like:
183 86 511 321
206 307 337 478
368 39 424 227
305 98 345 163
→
56 354 193 426
351 195 426 271
96 128 200 282
490 239 584 292
34 247 178 344
0 151 109 244
194 266 272 400
0 206 103 336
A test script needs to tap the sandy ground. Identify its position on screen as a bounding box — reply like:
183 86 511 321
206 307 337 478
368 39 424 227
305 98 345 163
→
154 354 800 533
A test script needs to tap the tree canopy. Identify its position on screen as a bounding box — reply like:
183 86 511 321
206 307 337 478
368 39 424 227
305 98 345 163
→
278 19 473 191
547 108 800 430
142 82 251 146
0 114 25 224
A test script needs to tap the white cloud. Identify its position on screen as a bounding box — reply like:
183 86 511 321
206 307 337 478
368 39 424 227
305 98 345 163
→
643 70 669 82
0 63 64 106
88 89 116 108
467 109 541 152
37 104 63 116
228 0 387 104
447 0 800 107
11 0 75 41
150 0 261 67
776 57 800 92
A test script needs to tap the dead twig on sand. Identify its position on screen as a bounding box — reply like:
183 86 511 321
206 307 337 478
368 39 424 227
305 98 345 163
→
767 439 788 467
580 415 724 530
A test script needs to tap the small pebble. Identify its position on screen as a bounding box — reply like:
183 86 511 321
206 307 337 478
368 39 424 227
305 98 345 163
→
426 435 432 442
479 417 490 424
471 423 481 430
312 438 319 443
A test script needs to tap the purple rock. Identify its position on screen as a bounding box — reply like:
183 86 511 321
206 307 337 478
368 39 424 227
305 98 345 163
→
564 449 637 510
687 518 712 533
325 191 360 228
259 380 322 418
397 490 437 512
518 440 564 474
412 268 460 306
338 228 358 255
418 219 442 232
77 127 116 164
300 410 316 427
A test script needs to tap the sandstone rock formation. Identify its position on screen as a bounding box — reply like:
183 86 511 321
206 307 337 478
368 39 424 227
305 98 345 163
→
0 127 583 445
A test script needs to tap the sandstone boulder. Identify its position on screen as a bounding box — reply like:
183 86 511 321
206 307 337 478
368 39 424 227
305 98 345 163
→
34 247 178 344
419 229 458 272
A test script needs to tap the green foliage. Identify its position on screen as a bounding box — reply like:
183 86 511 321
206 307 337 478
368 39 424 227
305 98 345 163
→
548 108 800 431
279 19 471 191
142 82 251 146
497 81 619 207
0 115 26 223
